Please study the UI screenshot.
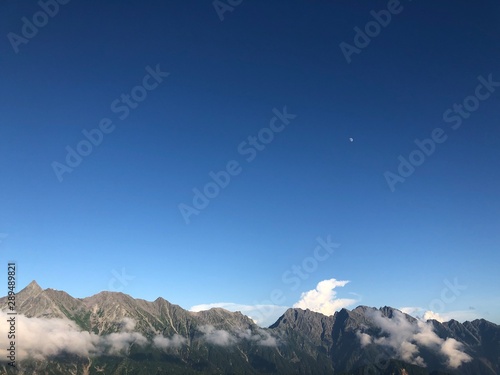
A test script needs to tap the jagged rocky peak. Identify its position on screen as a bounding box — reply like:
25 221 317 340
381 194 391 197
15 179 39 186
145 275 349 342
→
378 305 400 318
269 307 335 330
20 280 43 294
351 305 375 314
154 296 167 303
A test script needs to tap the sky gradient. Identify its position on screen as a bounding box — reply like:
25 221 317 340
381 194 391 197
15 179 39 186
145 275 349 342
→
1 0 499 326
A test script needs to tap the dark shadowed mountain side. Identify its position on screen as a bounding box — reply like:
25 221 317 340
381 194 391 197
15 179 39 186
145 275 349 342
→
0 281 498 375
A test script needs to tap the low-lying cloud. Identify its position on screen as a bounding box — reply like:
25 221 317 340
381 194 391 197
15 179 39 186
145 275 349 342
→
153 334 187 350
1 311 100 360
0 313 185 361
199 325 237 346
198 325 278 347
356 310 472 369
120 317 137 332
0 312 277 362
293 278 358 315
99 331 148 356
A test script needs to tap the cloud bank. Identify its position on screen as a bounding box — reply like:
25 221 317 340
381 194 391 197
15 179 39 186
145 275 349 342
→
0 312 277 362
293 278 358 315
198 325 278 347
153 334 187 350
0 313 185 361
356 310 472 369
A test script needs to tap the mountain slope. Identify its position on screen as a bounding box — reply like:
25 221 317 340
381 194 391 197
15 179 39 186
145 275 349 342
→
0 281 499 375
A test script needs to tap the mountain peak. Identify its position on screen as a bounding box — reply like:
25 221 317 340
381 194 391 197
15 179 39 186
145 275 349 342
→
0 282 498 374
22 280 43 294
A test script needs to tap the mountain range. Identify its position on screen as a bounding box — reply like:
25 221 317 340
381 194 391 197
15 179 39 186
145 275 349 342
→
0 281 498 375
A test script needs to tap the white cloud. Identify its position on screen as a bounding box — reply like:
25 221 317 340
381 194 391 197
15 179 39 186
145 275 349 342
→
100 331 148 355
153 334 187 350
98 318 148 355
356 331 372 347
0 312 98 360
120 317 137 332
237 328 278 347
198 325 278 347
423 310 446 323
0 313 151 360
413 320 442 347
0 308 279 362
359 310 472 369
293 279 358 316
370 310 424 367
199 325 237 346
441 338 472 368
190 302 288 327
258 333 278 347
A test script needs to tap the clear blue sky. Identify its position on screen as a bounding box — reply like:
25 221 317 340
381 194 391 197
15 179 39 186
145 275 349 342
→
1 0 499 325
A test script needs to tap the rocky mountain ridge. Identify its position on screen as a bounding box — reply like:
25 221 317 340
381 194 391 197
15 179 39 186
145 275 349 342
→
0 281 498 375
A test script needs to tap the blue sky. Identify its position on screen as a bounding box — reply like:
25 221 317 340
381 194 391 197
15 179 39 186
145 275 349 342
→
1 0 499 326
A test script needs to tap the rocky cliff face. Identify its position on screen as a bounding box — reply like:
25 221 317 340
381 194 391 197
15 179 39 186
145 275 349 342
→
0 281 499 375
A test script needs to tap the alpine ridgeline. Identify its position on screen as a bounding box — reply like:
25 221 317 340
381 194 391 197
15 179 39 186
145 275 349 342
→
0 281 498 374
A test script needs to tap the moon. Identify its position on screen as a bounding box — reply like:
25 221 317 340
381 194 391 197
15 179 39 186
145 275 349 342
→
349 137 354 142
